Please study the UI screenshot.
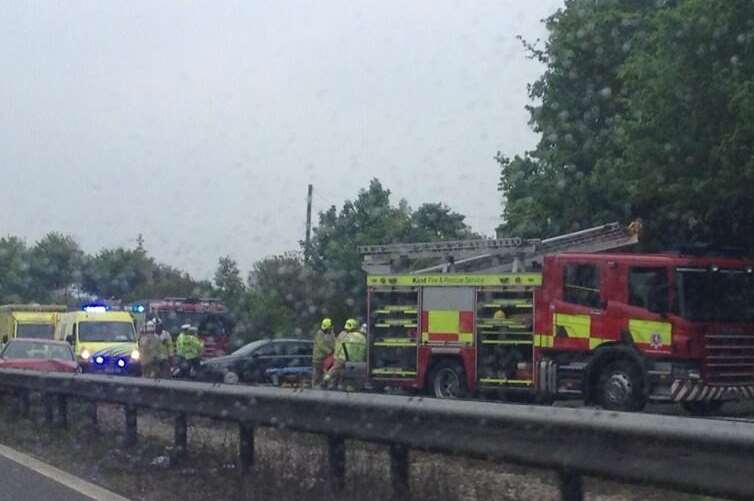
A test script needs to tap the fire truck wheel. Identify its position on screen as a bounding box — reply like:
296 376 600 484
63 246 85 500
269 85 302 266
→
223 371 240 385
429 361 468 399
681 400 724 416
597 360 646 412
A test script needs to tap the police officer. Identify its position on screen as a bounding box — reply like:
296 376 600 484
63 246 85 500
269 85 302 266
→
175 324 204 377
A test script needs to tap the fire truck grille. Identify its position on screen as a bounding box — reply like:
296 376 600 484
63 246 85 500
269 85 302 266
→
704 332 754 385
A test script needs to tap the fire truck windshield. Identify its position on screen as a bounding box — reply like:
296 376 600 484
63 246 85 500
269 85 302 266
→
158 311 229 337
677 268 754 323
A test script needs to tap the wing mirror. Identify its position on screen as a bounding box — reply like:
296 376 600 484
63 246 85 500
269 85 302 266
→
65 335 74 345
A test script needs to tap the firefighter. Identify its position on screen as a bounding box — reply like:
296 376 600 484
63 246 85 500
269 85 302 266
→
325 318 366 389
156 321 174 378
312 317 335 388
139 321 161 378
176 324 204 377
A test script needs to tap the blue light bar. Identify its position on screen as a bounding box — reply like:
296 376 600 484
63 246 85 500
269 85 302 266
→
82 300 111 312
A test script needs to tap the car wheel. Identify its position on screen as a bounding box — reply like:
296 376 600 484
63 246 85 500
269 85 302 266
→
597 360 646 412
223 371 239 385
428 360 468 399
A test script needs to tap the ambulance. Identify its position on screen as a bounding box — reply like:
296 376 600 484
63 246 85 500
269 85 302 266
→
55 304 140 375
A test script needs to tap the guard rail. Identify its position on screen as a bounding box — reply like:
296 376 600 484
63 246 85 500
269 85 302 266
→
0 369 751 501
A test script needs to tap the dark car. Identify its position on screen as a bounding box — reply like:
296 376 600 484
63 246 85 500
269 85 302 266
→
0 338 79 373
199 338 312 384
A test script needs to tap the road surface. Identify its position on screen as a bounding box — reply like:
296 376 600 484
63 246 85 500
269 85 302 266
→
0 443 128 501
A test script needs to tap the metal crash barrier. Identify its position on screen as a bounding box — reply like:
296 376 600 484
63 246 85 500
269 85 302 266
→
0 369 753 501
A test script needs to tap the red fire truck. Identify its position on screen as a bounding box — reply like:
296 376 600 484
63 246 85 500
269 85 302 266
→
130 297 233 358
362 223 754 413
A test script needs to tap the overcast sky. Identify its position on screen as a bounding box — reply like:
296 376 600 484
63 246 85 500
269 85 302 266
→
1 0 562 278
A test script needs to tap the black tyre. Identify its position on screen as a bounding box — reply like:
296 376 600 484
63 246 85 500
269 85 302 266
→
428 360 468 399
681 400 724 416
597 360 646 412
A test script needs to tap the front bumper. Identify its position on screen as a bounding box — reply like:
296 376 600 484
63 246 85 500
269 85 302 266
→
670 380 754 402
81 360 141 376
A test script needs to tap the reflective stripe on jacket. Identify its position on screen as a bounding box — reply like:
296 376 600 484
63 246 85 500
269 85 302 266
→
313 329 335 362
158 332 174 360
139 333 161 365
335 331 366 362
176 333 204 360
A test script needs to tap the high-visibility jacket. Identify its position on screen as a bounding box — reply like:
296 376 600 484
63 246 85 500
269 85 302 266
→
313 329 335 362
158 331 174 360
139 333 161 366
176 333 204 360
335 331 366 362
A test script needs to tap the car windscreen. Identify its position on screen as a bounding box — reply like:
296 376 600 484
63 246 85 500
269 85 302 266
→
677 269 754 323
2 340 73 360
78 322 136 342
16 323 55 339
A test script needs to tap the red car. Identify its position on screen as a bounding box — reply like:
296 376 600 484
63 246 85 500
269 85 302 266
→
0 338 79 373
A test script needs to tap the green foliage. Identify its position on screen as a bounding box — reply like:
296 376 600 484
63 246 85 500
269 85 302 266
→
231 179 477 343
499 0 754 252
29 233 84 297
81 248 153 300
0 237 32 303
0 232 208 305
213 256 246 311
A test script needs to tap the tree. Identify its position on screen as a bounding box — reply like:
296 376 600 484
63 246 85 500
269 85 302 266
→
29 233 84 299
0 236 32 303
214 256 246 310
497 1 673 238
498 0 754 252
410 203 478 241
605 0 754 248
81 248 154 300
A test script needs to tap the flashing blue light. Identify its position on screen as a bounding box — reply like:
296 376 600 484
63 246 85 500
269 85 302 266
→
95 356 105 365
117 359 126 368
82 300 111 312
132 304 145 313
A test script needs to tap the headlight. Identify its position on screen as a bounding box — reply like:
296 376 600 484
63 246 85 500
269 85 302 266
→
80 349 91 361
130 349 140 361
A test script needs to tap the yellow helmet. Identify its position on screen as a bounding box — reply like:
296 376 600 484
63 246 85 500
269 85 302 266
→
320 318 333 330
345 318 359 331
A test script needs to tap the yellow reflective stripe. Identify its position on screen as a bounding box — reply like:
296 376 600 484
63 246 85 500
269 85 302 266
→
458 332 473 344
629 319 672 347
428 310 459 333
554 313 591 338
367 273 542 287
479 378 532 385
534 334 554 348
371 368 417 376
589 338 604 350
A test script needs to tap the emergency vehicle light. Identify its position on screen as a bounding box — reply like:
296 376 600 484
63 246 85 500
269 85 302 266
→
117 359 126 368
82 301 111 313
132 304 145 313
95 356 104 365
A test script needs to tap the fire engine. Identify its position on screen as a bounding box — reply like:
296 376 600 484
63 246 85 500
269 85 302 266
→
128 297 233 358
361 223 754 413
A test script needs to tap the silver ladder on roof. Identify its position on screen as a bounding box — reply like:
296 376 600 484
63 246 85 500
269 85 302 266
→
359 222 640 274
